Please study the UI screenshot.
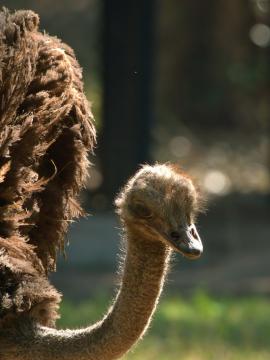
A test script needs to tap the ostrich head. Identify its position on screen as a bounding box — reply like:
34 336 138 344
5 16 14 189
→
115 163 203 259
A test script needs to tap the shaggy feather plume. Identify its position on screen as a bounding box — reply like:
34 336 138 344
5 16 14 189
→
0 9 95 328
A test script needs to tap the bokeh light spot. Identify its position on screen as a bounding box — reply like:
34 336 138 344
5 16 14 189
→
203 170 231 195
249 23 270 47
169 136 191 158
256 0 270 13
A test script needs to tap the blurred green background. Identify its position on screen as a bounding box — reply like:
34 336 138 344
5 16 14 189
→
2 0 270 359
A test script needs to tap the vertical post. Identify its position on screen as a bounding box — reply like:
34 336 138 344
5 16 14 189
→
100 0 156 203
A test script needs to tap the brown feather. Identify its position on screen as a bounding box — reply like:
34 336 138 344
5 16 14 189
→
0 9 96 328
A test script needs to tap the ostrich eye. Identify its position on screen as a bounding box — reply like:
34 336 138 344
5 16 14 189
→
131 203 152 219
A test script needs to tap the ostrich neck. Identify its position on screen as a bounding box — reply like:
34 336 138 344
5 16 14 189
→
2 227 171 360
89 230 171 359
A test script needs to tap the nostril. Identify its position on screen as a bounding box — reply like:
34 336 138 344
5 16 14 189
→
190 227 198 240
170 231 180 240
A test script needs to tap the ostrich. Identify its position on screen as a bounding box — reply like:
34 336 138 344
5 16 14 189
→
0 163 204 360
0 9 204 360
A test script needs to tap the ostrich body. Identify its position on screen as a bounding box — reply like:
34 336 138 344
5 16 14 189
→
0 9 203 360
0 164 203 360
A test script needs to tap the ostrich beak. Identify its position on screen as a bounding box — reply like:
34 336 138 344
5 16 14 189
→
168 223 203 259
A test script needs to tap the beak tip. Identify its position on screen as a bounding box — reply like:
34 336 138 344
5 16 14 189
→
166 223 203 259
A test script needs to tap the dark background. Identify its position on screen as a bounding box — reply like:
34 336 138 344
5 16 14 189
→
2 0 270 297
